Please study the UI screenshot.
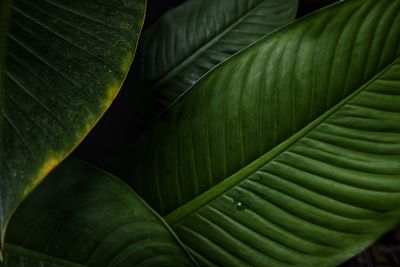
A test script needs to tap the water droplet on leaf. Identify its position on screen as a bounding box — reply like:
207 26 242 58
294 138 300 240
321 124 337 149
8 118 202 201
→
234 199 248 211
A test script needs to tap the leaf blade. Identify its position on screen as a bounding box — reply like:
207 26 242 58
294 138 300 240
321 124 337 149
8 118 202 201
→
137 0 298 114
4 158 195 267
167 57 400 266
0 0 146 248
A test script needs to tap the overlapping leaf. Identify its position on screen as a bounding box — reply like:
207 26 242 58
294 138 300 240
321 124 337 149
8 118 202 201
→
166 56 400 267
137 0 298 115
0 0 146 247
3 158 194 267
124 0 400 214
120 0 400 265
73 0 300 174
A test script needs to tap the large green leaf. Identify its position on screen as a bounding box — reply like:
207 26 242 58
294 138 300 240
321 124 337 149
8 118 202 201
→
2 158 195 267
123 0 400 214
136 0 298 115
166 61 400 266
0 0 146 248
120 0 400 265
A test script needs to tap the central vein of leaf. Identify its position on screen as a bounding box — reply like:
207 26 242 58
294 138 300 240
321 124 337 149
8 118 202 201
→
165 56 400 226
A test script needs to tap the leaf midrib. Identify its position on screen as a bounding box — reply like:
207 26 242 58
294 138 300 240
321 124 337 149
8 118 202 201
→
165 55 400 226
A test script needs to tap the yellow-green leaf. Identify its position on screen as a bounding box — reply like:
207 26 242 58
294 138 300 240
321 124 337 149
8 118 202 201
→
0 0 146 252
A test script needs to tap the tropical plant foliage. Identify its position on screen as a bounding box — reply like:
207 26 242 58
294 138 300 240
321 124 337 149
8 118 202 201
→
0 0 399 266
0 0 146 262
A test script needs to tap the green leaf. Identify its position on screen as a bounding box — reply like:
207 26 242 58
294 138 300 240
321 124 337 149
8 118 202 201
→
167 62 400 266
136 0 298 115
121 0 400 265
3 158 195 267
0 0 146 248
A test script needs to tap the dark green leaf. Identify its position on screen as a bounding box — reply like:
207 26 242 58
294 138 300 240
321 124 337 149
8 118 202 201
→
121 0 400 265
167 60 400 266
4 158 195 267
0 0 146 247
137 0 298 115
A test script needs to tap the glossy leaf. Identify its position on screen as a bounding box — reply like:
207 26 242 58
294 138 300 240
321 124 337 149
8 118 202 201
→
124 0 400 214
167 59 400 267
121 0 400 265
0 0 146 246
137 0 298 115
3 158 195 267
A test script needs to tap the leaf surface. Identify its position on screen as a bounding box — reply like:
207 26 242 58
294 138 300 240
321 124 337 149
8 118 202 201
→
0 0 146 245
167 58 400 267
121 0 400 265
137 0 298 114
3 158 195 267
